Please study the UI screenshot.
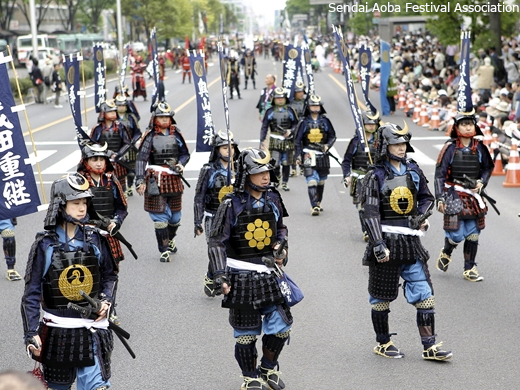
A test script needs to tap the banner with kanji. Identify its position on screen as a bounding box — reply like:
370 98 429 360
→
63 54 91 147
218 41 232 185
119 44 130 88
189 51 215 152
358 44 378 115
0 55 41 218
379 40 391 116
457 31 472 112
150 27 161 111
94 44 106 113
333 26 366 151
281 44 301 101
302 45 315 96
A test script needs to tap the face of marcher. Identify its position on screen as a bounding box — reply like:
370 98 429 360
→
388 142 407 159
104 111 117 121
219 145 232 160
65 198 88 221
87 156 106 173
155 116 171 129
457 119 476 137
117 105 127 114
294 91 304 100
265 75 274 86
274 97 285 106
309 105 320 114
364 123 377 133
249 171 270 188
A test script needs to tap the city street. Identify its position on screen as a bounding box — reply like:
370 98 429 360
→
0 53 518 389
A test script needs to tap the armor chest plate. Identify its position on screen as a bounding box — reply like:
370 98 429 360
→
380 173 418 220
151 134 179 164
227 207 277 261
303 119 327 148
42 248 100 310
98 124 122 151
90 185 115 218
206 173 232 212
269 109 291 133
290 100 305 118
449 148 481 181
352 141 376 171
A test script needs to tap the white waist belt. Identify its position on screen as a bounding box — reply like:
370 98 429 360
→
42 311 109 330
270 134 286 140
227 258 272 274
445 183 485 209
303 148 324 155
382 224 425 237
146 164 178 175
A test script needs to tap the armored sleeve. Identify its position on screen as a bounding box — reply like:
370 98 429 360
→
93 231 118 303
411 163 435 213
341 137 358 177
21 237 47 339
208 198 235 276
174 129 191 167
434 141 455 199
112 175 128 224
260 108 273 143
194 165 211 227
270 191 288 242
360 169 383 244
288 107 299 133
323 116 337 149
90 124 101 143
135 128 153 180
294 119 306 159
129 114 142 140
478 142 494 186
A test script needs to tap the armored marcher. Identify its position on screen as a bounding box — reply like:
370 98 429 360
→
294 95 337 216
255 74 276 121
342 110 380 239
115 93 142 197
360 122 452 361
227 56 242 99
135 102 190 262
90 99 133 193
21 173 118 390
260 87 298 191
194 130 239 297
289 81 307 176
240 49 257 90
208 148 292 390
434 110 494 281
113 85 140 122
1 218 20 281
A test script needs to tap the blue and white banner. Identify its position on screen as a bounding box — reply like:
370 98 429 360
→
302 45 315 96
219 13 223 35
457 30 472 113
333 26 366 151
190 50 215 152
63 54 91 147
0 55 41 218
150 27 161 111
93 44 106 113
119 44 130 88
358 44 378 115
379 40 391 116
282 44 301 101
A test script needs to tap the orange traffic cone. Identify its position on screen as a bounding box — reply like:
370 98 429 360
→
482 126 493 151
503 139 520 187
397 87 406 110
419 101 429 127
334 60 341 73
428 102 440 131
412 98 421 123
406 91 414 113
445 107 456 136
491 134 506 176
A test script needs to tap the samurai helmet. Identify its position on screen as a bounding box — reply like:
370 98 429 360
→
375 121 414 162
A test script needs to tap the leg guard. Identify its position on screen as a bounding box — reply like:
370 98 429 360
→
281 165 290 183
307 185 318 208
260 331 290 369
437 237 458 272
2 234 15 268
415 297 436 347
316 184 325 203
463 235 479 270
443 237 458 256
245 80 248 89
235 336 258 377
371 302 391 344
154 222 169 253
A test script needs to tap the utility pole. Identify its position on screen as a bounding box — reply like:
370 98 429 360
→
116 0 124 60
29 0 38 60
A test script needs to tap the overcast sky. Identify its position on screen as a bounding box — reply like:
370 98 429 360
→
247 0 286 27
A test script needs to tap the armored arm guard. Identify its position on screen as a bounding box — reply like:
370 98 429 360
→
194 165 211 228
260 109 272 143
208 198 233 276
175 129 191 167
94 231 118 303
360 170 384 244
434 142 453 199
323 116 337 149
135 129 153 182
478 142 494 186
341 138 357 177
294 120 305 160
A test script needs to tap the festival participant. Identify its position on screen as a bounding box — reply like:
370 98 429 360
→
360 122 452 361
135 102 190 262
21 173 118 390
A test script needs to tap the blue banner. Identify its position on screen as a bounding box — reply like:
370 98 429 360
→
63 54 91 147
457 30 472 113
0 56 41 218
379 40 391 116
282 44 301 101
150 28 161 111
189 51 215 152
119 44 130 88
333 26 366 151
302 45 315 96
94 44 106 113
358 44 378 115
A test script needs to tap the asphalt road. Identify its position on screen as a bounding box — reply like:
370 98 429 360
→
0 53 519 389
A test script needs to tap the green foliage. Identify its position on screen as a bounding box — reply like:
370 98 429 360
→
9 77 33 99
